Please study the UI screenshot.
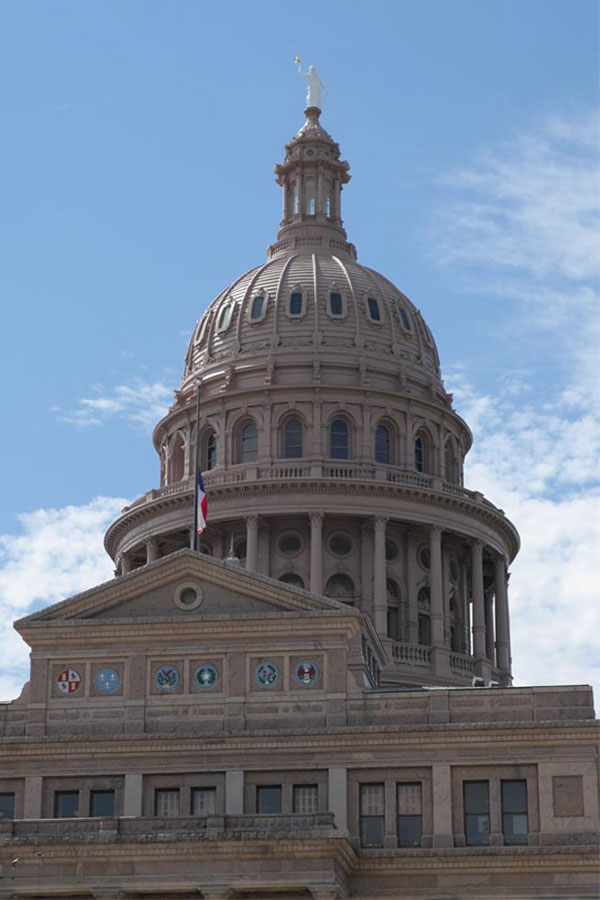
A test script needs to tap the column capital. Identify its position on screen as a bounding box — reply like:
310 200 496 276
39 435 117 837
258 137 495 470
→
310 511 324 527
472 538 484 555
430 524 443 541
245 514 259 529
373 515 388 532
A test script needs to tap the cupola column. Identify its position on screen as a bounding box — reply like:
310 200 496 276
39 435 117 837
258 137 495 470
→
430 526 444 645
373 516 388 634
145 536 159 564
494 557 511 677
485 589 496 665
245 515 259 572
309 512 324 593
471 540 486 659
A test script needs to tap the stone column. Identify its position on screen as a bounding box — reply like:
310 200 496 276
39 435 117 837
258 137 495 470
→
310 512 324 594
120 554 133 575
328 767 347 832
245 515 259 572
316 169 323 217
145 536 158 564
360 519 374 619
485 590 495 665
406 530 419 644
495 557 511 676
373 516 388 635
430 526 444 645
471 540 486 658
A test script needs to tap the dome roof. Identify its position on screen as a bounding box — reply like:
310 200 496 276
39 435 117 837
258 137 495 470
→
182 106 443 395
182 252 441 388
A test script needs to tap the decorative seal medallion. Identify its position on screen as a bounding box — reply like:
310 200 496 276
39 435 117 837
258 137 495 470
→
96 667 120 694
155 665 180 690
194 665 219 690
255 662 279 687
294 661 319 686
56 667 81 695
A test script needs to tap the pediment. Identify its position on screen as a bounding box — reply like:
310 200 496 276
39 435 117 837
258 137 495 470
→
16 549 354 630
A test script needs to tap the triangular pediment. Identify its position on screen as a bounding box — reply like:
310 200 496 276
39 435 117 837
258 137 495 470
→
15 549 356 632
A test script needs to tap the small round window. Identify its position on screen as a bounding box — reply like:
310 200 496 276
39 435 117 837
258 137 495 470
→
385 539 398 562
278 534 302 556
418 547 431 570
328 533 353 557
173 582 204 611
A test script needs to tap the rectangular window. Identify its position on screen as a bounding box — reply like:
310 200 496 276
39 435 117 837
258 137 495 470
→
397 782 422 847
360 783 384 847
90 790 115 817
257 785 282 814
191 787 217 816
329 292 343 316
367 297 381 321
293 784 318 814
0 792 15 820
502 780 528 845
250 295 264 321
154 788 180 817
289 292 303 316
54 790 79 819
464 781 490 846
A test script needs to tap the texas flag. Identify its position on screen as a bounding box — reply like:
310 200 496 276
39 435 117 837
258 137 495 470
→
196 469 207 534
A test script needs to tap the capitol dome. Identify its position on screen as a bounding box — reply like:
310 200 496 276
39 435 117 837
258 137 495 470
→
105 105 519 689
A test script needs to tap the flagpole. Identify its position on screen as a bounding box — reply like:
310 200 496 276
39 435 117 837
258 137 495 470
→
192 380 201 551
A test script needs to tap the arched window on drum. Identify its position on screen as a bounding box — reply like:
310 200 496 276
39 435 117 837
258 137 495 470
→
240 422 258 463
375 423 391 465
330 418 350 459
281 418 303 459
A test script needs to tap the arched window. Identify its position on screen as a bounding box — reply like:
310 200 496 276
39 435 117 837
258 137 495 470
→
279 572 305 589
397 306 412 331
290 181 299 216
206 432 217 470
415 431 430 473
304 177 316 215
240 422 258 463
323 179 333 217
375 424 391 465
330 418 349 459
250 295 265 321
325 574 354 601
282 418 303 459
367 297 381 322
444 439 459 484
217 303 233 332
168 433 185 484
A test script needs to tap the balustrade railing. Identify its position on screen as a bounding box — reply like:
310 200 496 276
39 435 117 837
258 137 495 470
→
449 652 475 674
391 642 432 666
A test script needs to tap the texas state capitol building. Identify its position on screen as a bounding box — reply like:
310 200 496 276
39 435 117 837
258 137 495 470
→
0 86 598 900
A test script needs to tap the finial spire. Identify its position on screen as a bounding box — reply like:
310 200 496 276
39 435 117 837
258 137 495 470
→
294 57 328 112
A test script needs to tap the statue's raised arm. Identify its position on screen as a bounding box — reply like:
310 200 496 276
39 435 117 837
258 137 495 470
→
294 57 327 110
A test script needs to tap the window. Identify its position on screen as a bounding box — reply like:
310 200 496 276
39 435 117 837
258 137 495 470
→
192 787 217 816
418 613 431 646
367 297 381 322
195 314 210 344
250 295 265 321
328 533 353 556
385 539 398 561
502 780 528 845
445 440 459 484
283 418 303 458
54 790 79 818
330 419 349 459
0 793 15 819
398 306 412 331
397 783 422 847
290 181 299 215
278 533 302 556
257 786 282 814
289 292 303 316
329 292 343 316
293 784 318 813
323 179 333 217
387 605 400 641
375 424 391 464
360 783 384 847
206 432 217 470
415 435 424 472
217 303 233 331
155 788 180 817
168 432 185 484
234 539 247 563
279 572 305 589
241 422 258 462
90 790 115 818
325 574 354 600
418 547 431 570
304 177 316 215
464 781 490 846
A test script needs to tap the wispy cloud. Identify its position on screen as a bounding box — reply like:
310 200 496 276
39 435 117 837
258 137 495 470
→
0 497 127 701
53 379 173 429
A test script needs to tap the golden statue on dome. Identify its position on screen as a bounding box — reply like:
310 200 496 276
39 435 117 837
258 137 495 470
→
295 56 327 110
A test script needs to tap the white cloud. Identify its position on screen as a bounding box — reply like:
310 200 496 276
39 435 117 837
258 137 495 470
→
53 379 173 429
0 497 127 701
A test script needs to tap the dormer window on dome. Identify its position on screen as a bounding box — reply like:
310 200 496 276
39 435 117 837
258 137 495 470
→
367 297 382 323
398 306 412 331
250 295 266 322
289 291 304 317
329 292 343 317
217 302 234 332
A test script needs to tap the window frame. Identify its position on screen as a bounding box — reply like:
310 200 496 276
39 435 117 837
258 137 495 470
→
154 787 180 818
54 790 79 819
281 417 304 459
329 417 350 460
397 782 423 848
191 786 217 817
205 430 217 470
293 784 319 814
397 305 412 332
501 779 528 846
359 783 385 848
256 785 282 815
249 293 267 324
328 291 345 319
288 290 305 318
89 789 115 818
375 422 392 465
216 302 234 333
464 780 490 846
240 421 258 463
0 792 15 820
366 296 383 324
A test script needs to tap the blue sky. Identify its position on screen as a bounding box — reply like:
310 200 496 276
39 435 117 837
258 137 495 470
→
0 1 598 701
